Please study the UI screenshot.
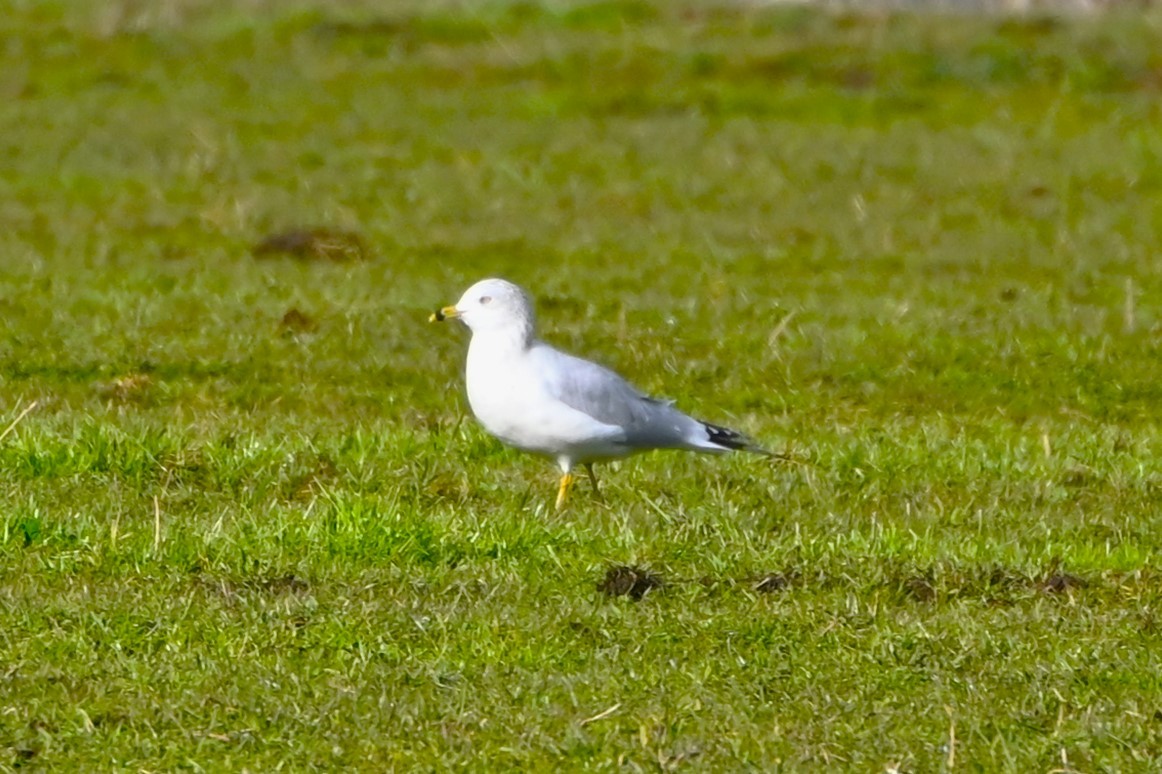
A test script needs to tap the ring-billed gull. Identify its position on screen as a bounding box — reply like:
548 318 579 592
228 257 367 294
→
430 278 770 509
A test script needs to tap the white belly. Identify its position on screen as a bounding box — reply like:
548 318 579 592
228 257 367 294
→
464 340 625 461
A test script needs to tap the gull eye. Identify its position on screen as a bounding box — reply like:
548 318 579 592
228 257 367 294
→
479 296 492 305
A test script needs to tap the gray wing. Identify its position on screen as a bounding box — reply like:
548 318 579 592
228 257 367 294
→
528 343 699 448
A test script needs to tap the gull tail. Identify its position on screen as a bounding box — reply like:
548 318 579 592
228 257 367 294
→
699 421 772 456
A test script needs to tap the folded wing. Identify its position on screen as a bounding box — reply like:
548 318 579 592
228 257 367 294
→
529 343 737 453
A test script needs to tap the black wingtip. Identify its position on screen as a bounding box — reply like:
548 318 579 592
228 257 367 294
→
702 422 771 455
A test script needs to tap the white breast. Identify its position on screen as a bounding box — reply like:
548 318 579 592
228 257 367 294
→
464 337 625 460
465 339 528 444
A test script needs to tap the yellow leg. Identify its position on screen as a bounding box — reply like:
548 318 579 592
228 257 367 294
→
555 472 574 511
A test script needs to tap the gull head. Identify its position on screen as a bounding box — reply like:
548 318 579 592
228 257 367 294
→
430 278 536 340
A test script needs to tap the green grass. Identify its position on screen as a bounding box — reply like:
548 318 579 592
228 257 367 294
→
3 0 1162 769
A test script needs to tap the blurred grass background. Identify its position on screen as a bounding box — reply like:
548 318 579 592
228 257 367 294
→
2 1 1162 770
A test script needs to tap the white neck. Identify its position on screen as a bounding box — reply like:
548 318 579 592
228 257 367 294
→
468 320 534 353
